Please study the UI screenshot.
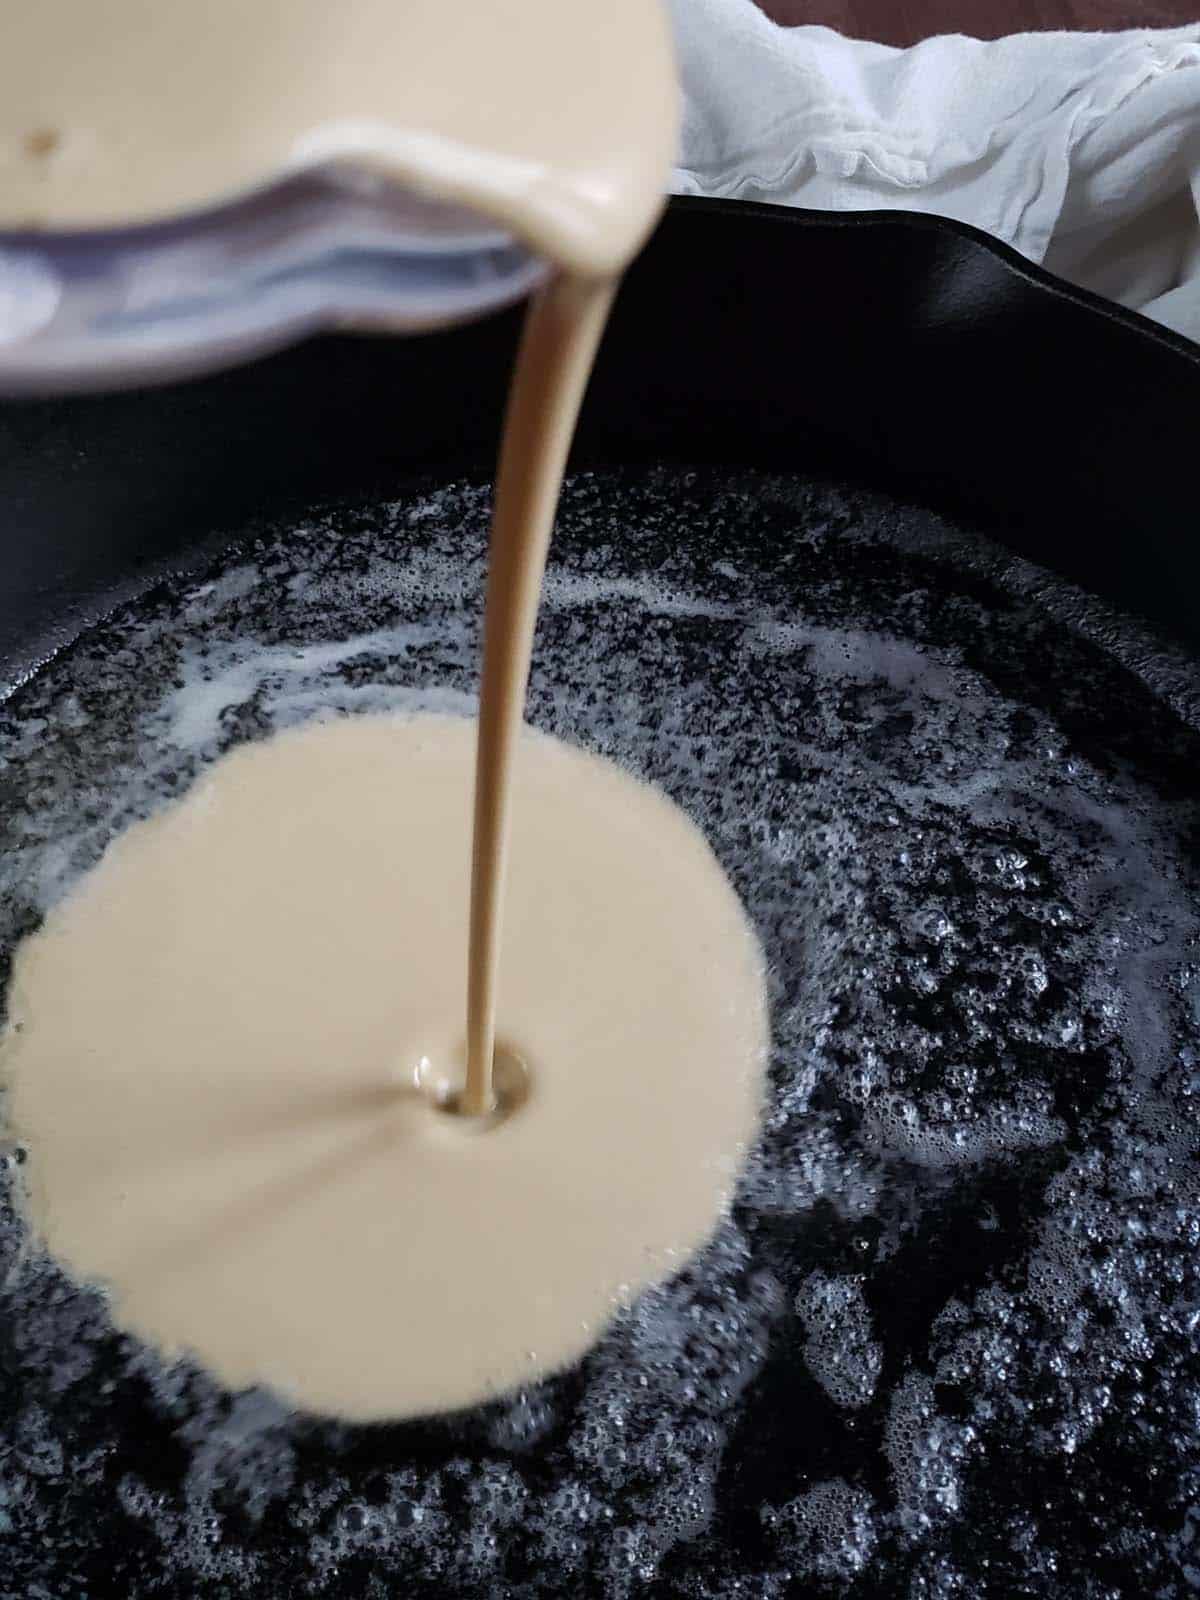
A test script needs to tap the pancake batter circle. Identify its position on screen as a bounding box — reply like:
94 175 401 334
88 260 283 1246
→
4 714 767 1420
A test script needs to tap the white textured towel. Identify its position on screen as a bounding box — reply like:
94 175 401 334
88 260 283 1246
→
670 0 1200 342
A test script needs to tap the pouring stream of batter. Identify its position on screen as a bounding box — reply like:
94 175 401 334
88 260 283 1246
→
463 276 615 1113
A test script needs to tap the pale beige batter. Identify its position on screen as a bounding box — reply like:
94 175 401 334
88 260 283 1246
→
3 715 767 1420
0 0 676 275
0 0 770 1421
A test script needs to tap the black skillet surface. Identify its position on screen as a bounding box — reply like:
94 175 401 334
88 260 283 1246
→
1 198 1200 1598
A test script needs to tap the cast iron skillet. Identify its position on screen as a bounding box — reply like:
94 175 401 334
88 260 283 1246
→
2 198 1199 1599
1 195 1198 680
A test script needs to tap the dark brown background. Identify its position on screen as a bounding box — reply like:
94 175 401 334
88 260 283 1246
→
756 0 1197 46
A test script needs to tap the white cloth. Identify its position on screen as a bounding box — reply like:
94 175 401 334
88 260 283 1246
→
670 0 1200 342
